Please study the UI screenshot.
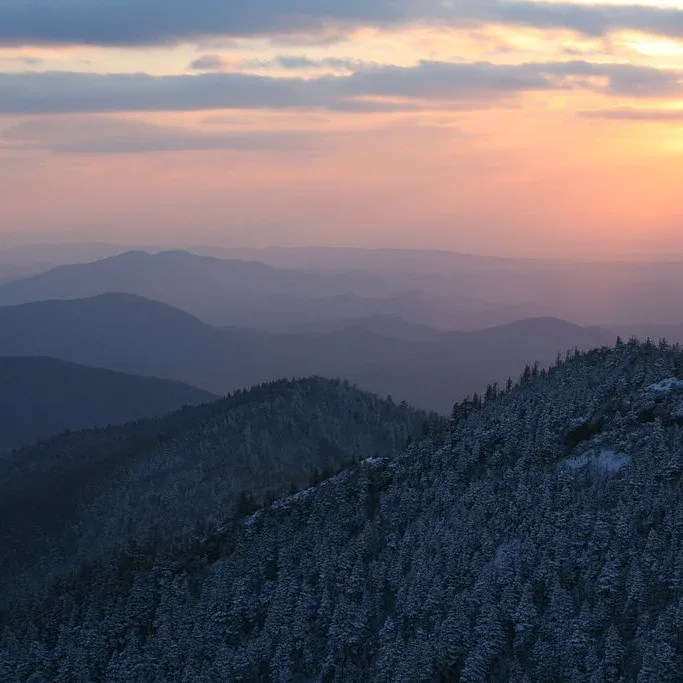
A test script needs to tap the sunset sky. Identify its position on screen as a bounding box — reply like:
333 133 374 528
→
1 0 683 258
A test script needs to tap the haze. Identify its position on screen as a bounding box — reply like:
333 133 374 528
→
2 0 683 258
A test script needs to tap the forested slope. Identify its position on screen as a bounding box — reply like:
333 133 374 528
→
0 378 429 604
4 342 683 680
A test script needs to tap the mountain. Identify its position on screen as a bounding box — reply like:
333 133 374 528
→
5 245 683 326
0 293 273 394
459 317 615 367
0 356 214 454
259 317 615 411
0 263 50 284
0 243 154 283
191 245 543 274
0 378 429 602
0 242 153 267
275 315 443 341
194 246 683 325
0 294 615 412
0 249 537 330
4 341 683 680
0 250 389 322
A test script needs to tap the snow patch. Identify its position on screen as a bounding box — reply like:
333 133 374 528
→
646 378 683 395
564 454 591 471
563 450 630 475
596 450 631 474
363 457 388 468
244 511 263 527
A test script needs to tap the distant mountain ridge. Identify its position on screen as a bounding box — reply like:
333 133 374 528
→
0 249 541 330
0 293 616 412
0 356 215 454
0 292 270 394
270 315 444 341
4 243 683 324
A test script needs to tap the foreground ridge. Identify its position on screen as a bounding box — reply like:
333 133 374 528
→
0 377 429 604
3 341 683 681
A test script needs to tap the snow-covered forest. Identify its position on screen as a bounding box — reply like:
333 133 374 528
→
0 377 430 603
2 340 683 680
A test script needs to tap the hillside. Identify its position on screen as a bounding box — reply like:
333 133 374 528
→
0 293 271 394
0 294 615 412
0 378 429 602
0 356 214 454
3 342 683 680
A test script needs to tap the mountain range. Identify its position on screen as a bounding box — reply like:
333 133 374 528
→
0 250 549 330
3 246 683 335
0 293 616 412
0 356 214 454
3 243 683 326
197 246 683 325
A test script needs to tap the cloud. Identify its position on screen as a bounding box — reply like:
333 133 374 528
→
0 70 326 114
447 1 683 42
0 61 679 115
225 55 374 73
3 0 683 47
0 0 432 46
1 54 43 65
538 60 683 98
189 54 230 72
272 56 373 71
0 63 543 115
0 115 324 154
579 107 683 121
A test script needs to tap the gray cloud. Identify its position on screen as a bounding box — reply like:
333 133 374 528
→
0 115 324 153
0 61 680 115
0 0 429 46
189 54 229 72
535 60 683 98
237 55 372 72
3 0 683 46
274 56 373 71
0 70 327 114
1 54 43 65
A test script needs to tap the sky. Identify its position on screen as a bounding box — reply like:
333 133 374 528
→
1 0 683 259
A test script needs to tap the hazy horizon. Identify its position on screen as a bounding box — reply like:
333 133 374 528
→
3 239 683 265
